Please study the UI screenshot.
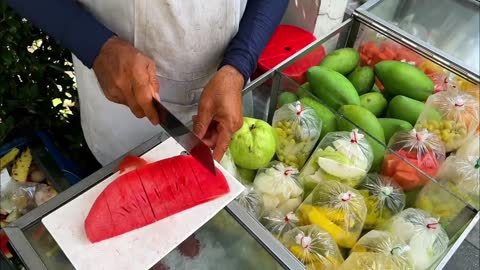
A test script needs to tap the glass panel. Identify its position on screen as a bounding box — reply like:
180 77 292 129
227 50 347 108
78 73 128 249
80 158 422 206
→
368 0 480 74
244 19 478 268
22 210 283 270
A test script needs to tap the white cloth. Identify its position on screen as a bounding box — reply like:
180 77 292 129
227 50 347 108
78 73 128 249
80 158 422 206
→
73 0 248 165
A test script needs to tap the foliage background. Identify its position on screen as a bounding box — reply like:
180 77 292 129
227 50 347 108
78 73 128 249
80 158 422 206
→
0 2 101 173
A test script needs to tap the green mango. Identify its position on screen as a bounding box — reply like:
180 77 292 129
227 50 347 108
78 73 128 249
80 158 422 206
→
319 48 360 75
277 92 298 108
348 66 375 95
375 60 434 101
360 92 388 117
336 105 386 170
307 66 360 110
386 95 441 125
378 118 414 144
297 82 311 98
299 96 337 140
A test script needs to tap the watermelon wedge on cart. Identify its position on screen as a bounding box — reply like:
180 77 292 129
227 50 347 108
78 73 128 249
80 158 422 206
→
85 155 230 243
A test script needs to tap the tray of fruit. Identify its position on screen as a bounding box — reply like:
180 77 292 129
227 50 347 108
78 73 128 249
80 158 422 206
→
218 27 479 269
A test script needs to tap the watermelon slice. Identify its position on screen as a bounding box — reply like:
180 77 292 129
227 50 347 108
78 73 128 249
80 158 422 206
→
85 155 229 243
118 155 148 173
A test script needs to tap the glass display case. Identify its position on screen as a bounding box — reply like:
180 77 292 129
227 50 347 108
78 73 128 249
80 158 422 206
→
3 1 479 269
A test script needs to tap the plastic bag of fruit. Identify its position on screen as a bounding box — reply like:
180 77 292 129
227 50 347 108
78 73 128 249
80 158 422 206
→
382 129 446 191
358 174 406 229
261 210 299 239
416 154 479 223
415 90 479 152
299 129 373 194
1 181 57 226
296 181 367 248
339 252 413 270
456 134 479 159
235 185 264 219
341 230 413 270
253 161 303 216
273 100 322 169
381 208 449 270
220 148 241 179
281 225 344 270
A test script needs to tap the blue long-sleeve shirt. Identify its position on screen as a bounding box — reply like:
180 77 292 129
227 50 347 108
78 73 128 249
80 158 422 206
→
5 0 288 83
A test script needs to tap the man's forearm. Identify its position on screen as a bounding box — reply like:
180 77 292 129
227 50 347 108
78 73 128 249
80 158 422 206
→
221 0 289 84
5 0 115 68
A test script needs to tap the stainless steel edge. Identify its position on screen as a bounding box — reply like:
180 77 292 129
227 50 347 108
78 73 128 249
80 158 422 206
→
225 201 305 270
3 227 48 270
435 213 480 269
242 68 275 95
10 132 169 230
354 8 479 83
357 0 383 11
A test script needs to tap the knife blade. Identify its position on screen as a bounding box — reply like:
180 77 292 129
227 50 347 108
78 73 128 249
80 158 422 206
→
152 98 216 175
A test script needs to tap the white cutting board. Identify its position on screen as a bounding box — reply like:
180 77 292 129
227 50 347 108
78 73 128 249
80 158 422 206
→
42 138 244 270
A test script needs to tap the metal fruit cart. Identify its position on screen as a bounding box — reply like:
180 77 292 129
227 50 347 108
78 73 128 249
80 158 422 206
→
3 0 479 269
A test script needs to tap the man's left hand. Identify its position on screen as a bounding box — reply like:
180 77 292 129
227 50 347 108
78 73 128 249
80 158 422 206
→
193 65 245 162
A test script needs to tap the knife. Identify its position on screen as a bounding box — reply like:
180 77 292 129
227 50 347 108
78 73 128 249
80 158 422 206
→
152 98 216 175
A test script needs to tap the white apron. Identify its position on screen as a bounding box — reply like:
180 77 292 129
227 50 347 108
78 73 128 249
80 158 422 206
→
73 0 249 165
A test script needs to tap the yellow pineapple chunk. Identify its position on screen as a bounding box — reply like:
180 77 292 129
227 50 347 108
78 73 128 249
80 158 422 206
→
12 148 32 182
0 148 20 169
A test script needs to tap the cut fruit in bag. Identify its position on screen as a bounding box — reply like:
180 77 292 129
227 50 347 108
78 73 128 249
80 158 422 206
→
253 161 303 216
415 90 479 152
219 148 241 179
339 252 413 270
273 101 322 169
456 134 479 159
416 155 480 223
382 208 449 270
358 174 406 229
382 129 446 191
427 72 458 94
344 230 413 270
235 185 264 219
296 181 367 248
299 129 373 195
281 225 344 270
261 210 299 239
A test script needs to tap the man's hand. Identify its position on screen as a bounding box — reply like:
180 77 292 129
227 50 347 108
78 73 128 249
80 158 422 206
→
193 65 245 161
93 36 160 125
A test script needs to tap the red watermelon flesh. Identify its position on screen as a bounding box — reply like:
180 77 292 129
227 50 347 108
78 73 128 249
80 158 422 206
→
85 155 229 243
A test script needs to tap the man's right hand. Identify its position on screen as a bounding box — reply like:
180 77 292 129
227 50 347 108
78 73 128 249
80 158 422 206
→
93 36 160 125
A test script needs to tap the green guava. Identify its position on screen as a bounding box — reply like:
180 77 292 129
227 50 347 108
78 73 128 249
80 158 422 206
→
230 117 276 170
237 167 257 184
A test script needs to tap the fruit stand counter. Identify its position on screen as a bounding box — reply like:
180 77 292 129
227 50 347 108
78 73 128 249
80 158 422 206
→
236 5 478 268
3 1 479 269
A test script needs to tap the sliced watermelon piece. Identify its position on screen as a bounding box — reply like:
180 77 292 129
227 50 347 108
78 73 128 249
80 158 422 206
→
393 170 424 191
137 166 170 220
85 195 115 242
104 177 146 236
118 155 148 173
85 155 229 243
118 172 155 225
186 157 230 203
